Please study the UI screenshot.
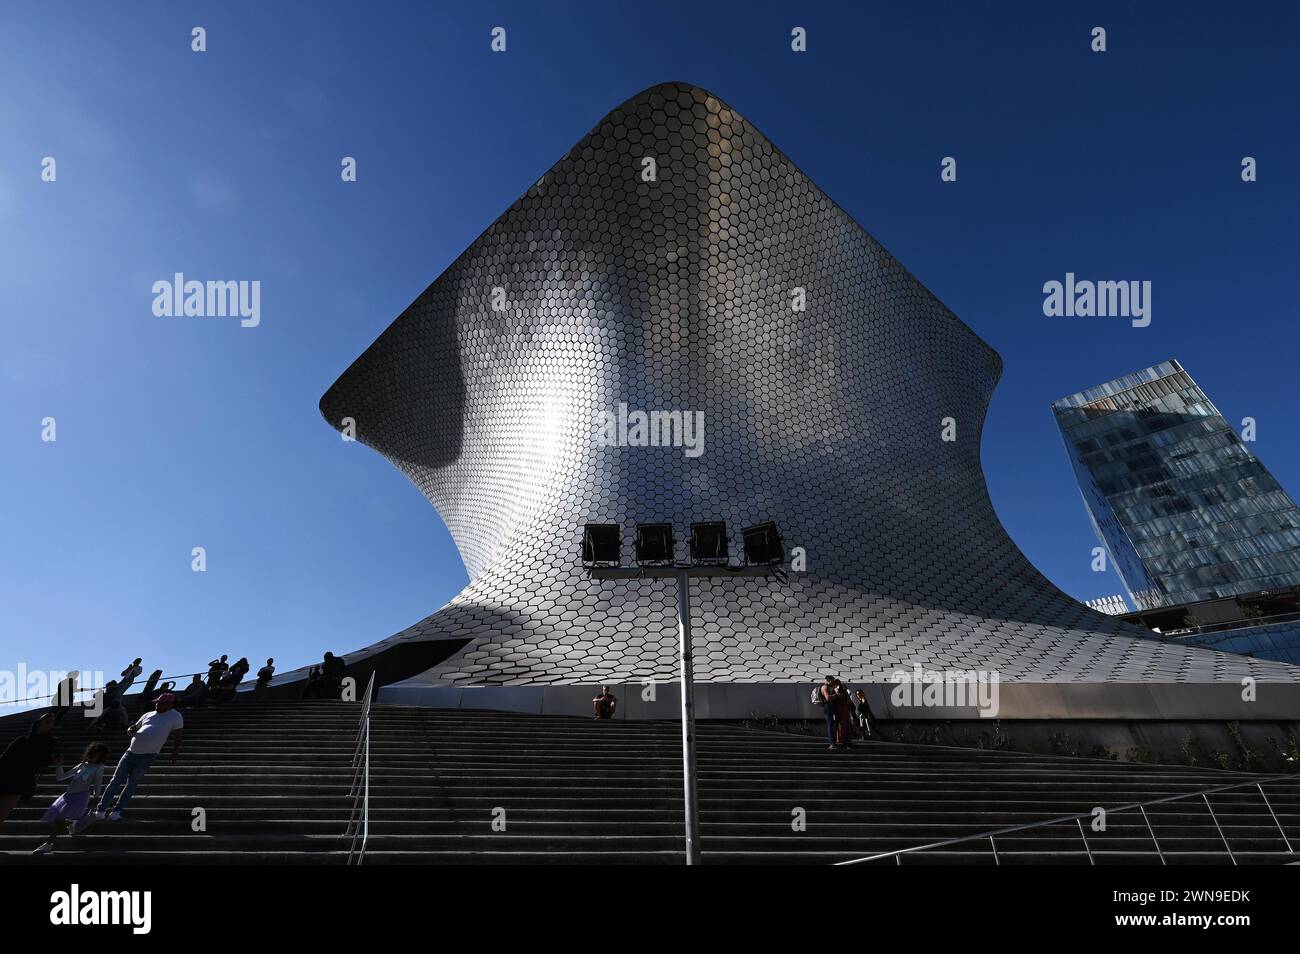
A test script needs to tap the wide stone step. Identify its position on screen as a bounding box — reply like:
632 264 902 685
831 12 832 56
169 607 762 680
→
3 701 1294 866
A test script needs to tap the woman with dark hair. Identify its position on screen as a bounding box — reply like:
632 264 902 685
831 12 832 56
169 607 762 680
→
205 656 229 691
32 741 109 855
830 679 855 749
215 657 249 702
852 689 873 740
0 712 60 825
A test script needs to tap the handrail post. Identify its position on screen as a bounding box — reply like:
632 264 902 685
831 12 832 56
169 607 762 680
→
1202 793 1236 866
1256 783 1293 854
1076 818 1095 865
1139 805 1165 865
989 835 999 865
677 569 701 866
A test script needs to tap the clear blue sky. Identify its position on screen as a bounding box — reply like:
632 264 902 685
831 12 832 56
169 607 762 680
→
2 1 1297 701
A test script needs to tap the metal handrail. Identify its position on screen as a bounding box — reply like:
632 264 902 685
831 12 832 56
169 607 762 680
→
344 672 376 865
835 771 1300 866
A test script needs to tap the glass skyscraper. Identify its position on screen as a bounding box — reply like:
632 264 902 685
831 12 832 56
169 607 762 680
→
1053 359 1300 610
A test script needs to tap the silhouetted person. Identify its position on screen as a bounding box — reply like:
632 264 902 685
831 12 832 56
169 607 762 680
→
90 680 127 731
853 689 873 740
302 666 322 699
815 675 837 748
830 678 854 749
255 658 275 698
215 657 249 702
118 658 144 694
178 675 209 708
321 653 345 700
51 672 79 724
0 713 59 826
592 686 618 720
206 655 229 691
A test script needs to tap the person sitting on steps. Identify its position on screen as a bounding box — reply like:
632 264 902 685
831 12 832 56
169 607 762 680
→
254 658 275 698
89 680 127 731
178 674 210 708
117 658 144 694
592 686 618 720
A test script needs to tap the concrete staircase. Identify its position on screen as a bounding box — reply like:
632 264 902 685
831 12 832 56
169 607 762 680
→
0 700 358 864
2 701 1297 864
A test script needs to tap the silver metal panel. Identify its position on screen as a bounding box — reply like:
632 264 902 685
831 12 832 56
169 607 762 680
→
320 82 1300 689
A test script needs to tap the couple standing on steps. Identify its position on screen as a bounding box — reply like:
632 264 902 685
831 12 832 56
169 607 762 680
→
814 675 871 750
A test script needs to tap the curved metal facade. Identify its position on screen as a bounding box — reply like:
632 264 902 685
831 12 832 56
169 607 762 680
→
320 82 1299 691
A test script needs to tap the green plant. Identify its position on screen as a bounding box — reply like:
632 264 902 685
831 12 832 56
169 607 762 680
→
1226 721 1264 771
1126 745 1156 764
989 721 1014 751
1268 726 1300 772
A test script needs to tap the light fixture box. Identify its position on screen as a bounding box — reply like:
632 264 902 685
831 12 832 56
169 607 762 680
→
742 521 783 566
582 523 622 565
690 521 729 563
634 523 675 564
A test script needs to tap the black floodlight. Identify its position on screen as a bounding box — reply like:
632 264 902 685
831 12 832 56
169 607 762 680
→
582 523 621 565
690 521 729 564
741 521 784 566
634 523 675 564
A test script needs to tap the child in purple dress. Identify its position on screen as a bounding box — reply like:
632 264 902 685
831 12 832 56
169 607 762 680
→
32 742 109 855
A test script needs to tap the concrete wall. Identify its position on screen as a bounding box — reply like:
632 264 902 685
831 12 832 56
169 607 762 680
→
379 679 1300 722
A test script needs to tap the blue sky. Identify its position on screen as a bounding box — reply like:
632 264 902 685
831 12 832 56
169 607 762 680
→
2 1 1297 701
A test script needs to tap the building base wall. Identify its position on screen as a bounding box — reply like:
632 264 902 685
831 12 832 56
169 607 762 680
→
377 680 1300 722
377 681 1300 771
814 718 1300 772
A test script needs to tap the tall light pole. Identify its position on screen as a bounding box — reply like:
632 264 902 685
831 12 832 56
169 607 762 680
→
584 521 783 865
675 565 697 865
